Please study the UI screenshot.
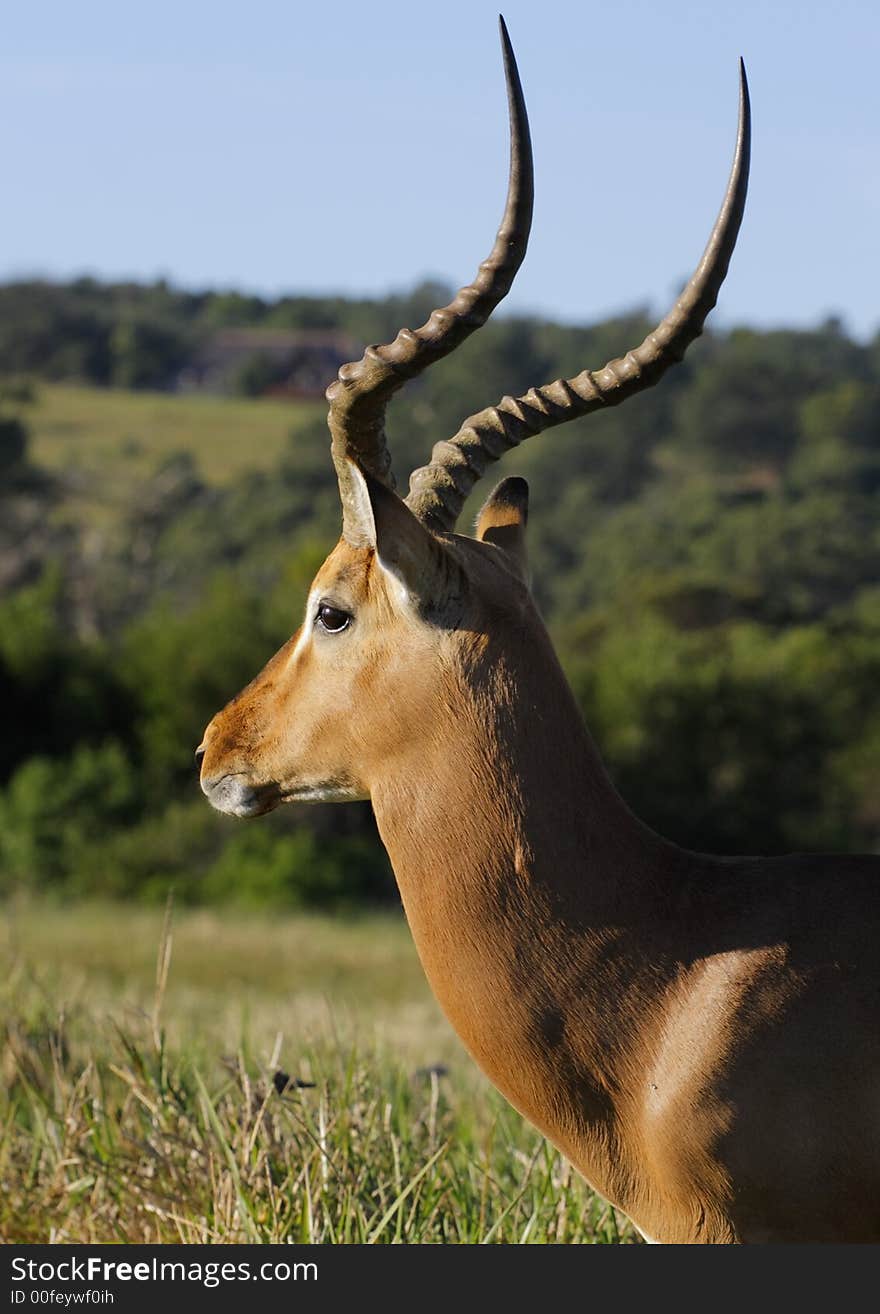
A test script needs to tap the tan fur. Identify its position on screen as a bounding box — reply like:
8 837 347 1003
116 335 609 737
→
199 476 880 1245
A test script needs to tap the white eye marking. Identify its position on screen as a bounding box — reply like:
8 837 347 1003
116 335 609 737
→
287 589 320 664
286 589 354 668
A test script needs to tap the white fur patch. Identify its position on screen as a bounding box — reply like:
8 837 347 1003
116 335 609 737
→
287 590 318 665
284 783 369 804
375 558 410 609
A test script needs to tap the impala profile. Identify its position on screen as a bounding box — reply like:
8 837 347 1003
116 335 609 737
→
198 20 880 1243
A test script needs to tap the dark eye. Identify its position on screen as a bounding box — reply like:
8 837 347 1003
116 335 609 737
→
316 602 352 633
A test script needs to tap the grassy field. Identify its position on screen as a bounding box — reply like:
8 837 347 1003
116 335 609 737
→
30 384 325 485
0 899 636 1244
27 384 325 529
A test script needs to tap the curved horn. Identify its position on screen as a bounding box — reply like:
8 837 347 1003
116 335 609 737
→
327 16 534 545
405 61 751 533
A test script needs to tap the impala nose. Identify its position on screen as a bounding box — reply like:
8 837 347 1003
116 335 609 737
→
195 744 206 773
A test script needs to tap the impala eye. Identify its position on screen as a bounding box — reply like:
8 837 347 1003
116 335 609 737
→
316 603 352 634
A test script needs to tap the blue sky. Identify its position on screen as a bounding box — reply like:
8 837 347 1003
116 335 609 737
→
4 0 879 338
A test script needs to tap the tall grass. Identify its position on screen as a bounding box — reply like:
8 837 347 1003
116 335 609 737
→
0 898 636 1243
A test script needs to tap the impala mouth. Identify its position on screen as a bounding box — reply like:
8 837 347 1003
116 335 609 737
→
201 773 367 816
200 773 281 818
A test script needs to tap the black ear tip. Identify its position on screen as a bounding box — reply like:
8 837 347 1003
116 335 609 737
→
492 475 529 504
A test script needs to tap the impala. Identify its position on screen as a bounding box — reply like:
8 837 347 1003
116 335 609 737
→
198 21 880 1243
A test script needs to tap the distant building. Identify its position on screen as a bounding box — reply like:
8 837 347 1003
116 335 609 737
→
177 328 359 399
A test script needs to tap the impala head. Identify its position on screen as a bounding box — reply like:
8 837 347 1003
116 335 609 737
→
198 466 532 817
198 18 750 819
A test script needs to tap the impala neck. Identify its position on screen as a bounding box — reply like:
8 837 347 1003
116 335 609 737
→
372 619 669 923
369 619 678 1206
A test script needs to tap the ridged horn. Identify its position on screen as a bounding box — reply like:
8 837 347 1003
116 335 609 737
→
326 16 534 545
405 61 751 532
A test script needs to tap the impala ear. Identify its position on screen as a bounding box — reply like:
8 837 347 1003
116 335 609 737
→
345 460 466 618
475 477 529 578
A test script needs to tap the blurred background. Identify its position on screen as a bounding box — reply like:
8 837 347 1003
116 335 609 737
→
2 0 879 909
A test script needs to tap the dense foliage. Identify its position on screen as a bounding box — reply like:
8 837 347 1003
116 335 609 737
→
0 278 878 903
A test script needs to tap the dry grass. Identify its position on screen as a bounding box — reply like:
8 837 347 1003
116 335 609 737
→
0 898 637 1244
